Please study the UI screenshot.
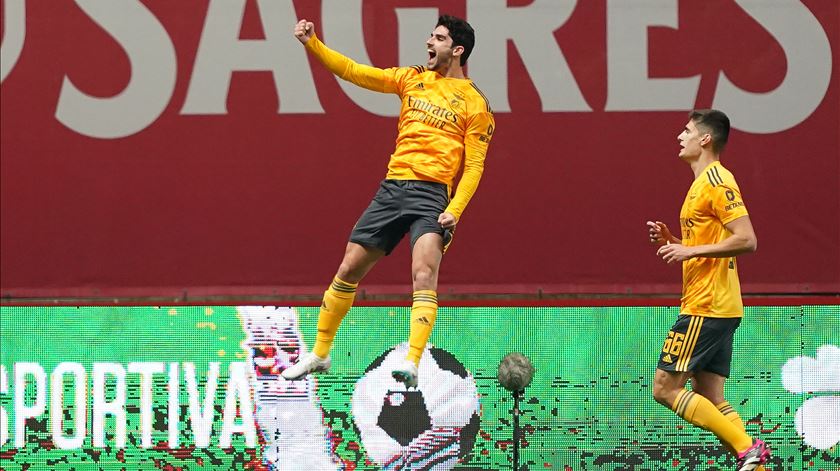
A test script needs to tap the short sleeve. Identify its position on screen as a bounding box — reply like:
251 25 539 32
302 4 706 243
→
711 183 749 225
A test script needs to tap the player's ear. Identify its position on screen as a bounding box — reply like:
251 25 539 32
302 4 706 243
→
700 133 712 147
452 45 464 58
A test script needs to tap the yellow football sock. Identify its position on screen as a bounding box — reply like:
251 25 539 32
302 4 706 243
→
406 290 438 366
673 390 753 453
717 401 767 469
311 276 357 358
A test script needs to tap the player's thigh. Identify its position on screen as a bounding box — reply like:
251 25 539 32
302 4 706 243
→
405 181 450 252
350 180 411 255
411 232 443 268
698 318 740 378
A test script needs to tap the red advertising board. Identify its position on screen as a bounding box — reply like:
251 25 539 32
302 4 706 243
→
2 1 838 299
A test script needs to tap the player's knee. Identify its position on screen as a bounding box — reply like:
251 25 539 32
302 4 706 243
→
652 381 673 407
411 266 437 290
336 264 352 280
336 263 362 284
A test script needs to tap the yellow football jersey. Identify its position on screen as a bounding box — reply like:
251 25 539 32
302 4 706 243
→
305 36 494 220
679 161 750 318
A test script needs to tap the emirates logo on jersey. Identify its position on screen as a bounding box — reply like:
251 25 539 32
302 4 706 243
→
405 95 458 129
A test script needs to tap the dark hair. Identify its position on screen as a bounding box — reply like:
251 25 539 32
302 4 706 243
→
689 109 730 154
437 15 475 66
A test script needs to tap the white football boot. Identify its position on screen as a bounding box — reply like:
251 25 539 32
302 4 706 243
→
391 359 419 388
281 352 331 380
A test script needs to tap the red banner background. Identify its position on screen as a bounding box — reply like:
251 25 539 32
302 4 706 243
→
2 1 838 300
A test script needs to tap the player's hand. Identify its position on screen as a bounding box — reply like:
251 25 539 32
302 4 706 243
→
656 243 694 264
438 212 458 230
294 19 314 44
646 220 674 245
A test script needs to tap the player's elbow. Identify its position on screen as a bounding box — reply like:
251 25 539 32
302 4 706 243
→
743 235 757 253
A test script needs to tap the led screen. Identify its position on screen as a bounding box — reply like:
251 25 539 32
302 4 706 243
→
1 305 837 470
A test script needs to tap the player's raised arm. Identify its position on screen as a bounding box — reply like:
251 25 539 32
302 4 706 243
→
292 19 397 93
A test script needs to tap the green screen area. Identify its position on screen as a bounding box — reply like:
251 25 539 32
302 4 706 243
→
0 305 838 470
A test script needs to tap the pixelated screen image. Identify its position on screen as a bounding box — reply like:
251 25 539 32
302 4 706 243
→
0 305 838 470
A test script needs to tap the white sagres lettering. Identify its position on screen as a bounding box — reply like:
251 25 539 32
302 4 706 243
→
323 0 437 116
605 0 833 133
0 0 25 82
0 0 832 138
468 0 591 112
712 0 833 134
53 0 178 139
605 0 701 112
182 0 322 115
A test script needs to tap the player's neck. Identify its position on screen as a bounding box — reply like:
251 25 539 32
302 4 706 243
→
688 152 720 180
437 62 466 79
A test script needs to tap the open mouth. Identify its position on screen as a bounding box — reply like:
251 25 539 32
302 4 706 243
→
427 49 436 61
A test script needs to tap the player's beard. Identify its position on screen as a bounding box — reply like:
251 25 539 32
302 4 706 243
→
429 49 452 72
